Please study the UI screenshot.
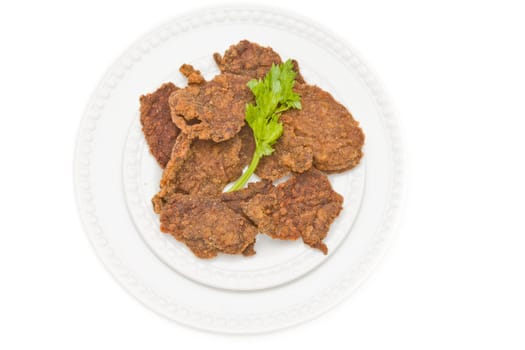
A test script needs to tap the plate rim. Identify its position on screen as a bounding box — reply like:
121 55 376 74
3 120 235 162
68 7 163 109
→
73 3 405 334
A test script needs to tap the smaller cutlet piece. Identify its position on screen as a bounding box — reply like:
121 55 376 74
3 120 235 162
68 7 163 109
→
221 180 275 257
152 127 253 213
213 40 282 79
213 40 305 83
242 169 343 254
255 123 313 180
159 194 258 258
139 82 180 168
288 84 364 172
169 73 253 142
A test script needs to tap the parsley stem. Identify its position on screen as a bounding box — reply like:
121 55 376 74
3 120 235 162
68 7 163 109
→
227 150 262 192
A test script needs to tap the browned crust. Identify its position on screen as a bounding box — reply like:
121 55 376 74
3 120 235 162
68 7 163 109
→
160 194 258 258
213 40 305 83
169 73 252 142
255 123 313 180
255 83 365 179
213 40 282 79
152 128 252 213
242 169 343 254
139 82 180 168
221 180 274 216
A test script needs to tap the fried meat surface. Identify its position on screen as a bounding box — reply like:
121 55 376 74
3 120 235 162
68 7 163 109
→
256 84 364 179
152 127 253 212
139 83 180 168
160 194 258 258
243 169 343 254
213 40 305 82
169 73 252 142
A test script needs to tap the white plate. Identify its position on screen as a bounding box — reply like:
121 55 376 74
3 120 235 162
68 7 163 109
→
74 5 404 333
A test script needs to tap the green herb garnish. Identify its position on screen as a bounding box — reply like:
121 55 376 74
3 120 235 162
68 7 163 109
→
228 59 302 192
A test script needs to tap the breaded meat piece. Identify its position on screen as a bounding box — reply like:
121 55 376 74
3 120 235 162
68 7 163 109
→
169 73 252 142
255 83 364 179
243 169 343 254
221 180 274 257
213 40 305 82
152 127 253 212
289 84 364 172
255 123 313 180
179 64 205 85
139 82 180 168
159 194 258 258
213 40 282 79
222 180 274 216
238 123 256 165
254 152 290 181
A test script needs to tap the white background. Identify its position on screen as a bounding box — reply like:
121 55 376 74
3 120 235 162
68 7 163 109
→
1 0 524 348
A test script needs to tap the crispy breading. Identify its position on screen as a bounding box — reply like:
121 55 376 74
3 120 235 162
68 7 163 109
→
255 83 364 179
139 82 180 168
158 169 342 258
237 123 256 166
221 180 274 257
152 127 253 213
159 194 258 258
242 169 343 254
213 40 305 82
213 40 282 79
169 73 252 142
255 122 313 180
179 64 205 85
221 180 273 216
289 84 364 172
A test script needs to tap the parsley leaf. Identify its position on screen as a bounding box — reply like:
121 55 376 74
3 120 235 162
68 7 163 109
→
228 59 301 191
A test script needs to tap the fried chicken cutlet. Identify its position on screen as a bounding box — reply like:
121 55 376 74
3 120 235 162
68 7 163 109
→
152 126 254 213
159 178 273 258
242 169 343 254
213 40 305 82
139 82 180 168
159 194 258 258
256 84 365 179
158 169 342 257
169 73 253 142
